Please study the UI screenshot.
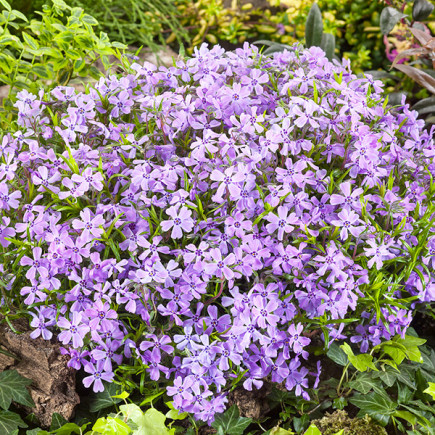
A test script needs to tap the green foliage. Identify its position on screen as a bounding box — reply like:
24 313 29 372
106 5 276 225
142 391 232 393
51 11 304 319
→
64 0 188 51
0 370 33 435
0 369 34 410
0 0 126 132
88 382 123 412
211 405 252 435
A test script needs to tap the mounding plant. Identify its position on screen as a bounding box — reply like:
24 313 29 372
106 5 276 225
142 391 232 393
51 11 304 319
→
1 41 435 431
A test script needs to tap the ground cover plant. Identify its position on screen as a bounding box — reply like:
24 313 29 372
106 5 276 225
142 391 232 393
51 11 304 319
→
1 38 435 434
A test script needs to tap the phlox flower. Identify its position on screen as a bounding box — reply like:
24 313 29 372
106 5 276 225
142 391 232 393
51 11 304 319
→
161 206 194 239
83 360 114 392
58 311 90 348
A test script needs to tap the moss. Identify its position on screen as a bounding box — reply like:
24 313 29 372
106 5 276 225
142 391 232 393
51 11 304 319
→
312 410 387 435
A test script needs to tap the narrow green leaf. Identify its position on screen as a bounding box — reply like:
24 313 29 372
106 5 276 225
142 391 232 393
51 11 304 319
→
305 3 323 48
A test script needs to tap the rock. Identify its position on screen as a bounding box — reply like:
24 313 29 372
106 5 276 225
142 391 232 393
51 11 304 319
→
0 319 79 428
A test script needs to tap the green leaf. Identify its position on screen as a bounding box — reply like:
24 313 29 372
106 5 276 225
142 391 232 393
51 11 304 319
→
424 382 435 400
0 370 34 410
350 392 396 426
120 405 173 435
92 417 131 435
394 335 425 363
211 405 252 435
50 413 68 431
88 382 122 412
270 427 293 435
413 0 434 21
22 32 39 50
327 342 348 366
305 3 323 48
348 372 378 394
165 408 189 421
82 14 99 25
380 7 407 35
303 425 322 435
382 345 406 365
32 64 51 80
320 33 335 60
0 0 11 11
0 411 27 434
340 343 378 372
53 422 83 435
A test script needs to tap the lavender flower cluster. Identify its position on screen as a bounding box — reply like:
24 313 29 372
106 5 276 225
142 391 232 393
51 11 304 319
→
1 42 434 422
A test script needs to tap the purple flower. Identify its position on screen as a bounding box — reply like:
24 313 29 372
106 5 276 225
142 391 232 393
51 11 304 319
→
331 209 363 240
265 206 299 240
20 247 48 281
71 167 104 192
203 248 235 280
72 208 105 241
161 206 194 239
0 217 15 247
83 360 114 392
58 311 90 348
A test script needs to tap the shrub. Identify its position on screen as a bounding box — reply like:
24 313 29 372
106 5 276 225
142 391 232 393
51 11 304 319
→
0 0 126 131
1 42 434 427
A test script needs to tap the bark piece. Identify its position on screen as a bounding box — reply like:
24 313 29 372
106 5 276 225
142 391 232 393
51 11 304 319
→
0 319 79 428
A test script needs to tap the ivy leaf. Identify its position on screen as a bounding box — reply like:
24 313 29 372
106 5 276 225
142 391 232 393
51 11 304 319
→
120 404 173 435
0 370 34 410
350 392 397 426
380 7 407 35
340 343 378 372
88 382 122 412
303 425 322 435
50 413 68 431
211 405 252 435
0 410 27 434
424 382 435 400
92 417 131 435
53 422 84 435
348 372 379 394
327 342 348 366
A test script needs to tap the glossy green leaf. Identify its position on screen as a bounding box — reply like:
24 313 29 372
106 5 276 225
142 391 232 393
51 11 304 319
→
50 413 68 431
380 7 407 35
340 343 378 372
327 342 348 366
424 382 435 400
